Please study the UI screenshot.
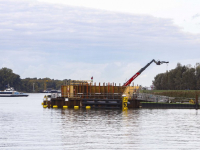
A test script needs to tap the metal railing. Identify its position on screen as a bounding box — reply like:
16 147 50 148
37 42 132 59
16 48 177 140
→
137 93 169 103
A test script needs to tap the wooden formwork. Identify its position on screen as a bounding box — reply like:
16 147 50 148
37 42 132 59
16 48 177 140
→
61 83 128 99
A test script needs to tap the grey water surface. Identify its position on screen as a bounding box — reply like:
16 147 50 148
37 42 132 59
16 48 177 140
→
0 94 200 150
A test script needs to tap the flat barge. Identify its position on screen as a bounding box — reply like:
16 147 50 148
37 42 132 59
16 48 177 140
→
42 82 140 109
42 82 200 110
141 102 199 109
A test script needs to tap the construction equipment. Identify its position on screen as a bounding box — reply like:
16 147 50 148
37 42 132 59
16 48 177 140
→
44 79 48 91
123 59 169 86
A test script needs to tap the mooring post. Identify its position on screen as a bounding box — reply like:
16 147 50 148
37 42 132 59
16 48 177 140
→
90 82 91 98
195 94 199 110
87 83 88 98
122 97 128 111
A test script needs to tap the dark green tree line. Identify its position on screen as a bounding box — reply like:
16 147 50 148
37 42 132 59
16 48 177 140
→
153 63 200 90
0 67 65 92
0 68 21 90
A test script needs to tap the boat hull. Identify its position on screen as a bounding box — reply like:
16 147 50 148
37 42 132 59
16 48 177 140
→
0 94 29 97
0 86 29 97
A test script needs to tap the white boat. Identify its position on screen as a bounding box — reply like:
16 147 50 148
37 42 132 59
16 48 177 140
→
0 86 29 97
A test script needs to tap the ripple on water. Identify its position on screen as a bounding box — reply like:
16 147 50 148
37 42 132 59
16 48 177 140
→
1 94 200 149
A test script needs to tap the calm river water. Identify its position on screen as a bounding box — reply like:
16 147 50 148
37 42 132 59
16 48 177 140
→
0 94 200 149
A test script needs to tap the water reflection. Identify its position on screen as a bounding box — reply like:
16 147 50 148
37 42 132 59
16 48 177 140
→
1 94 200 149
60 109 200 149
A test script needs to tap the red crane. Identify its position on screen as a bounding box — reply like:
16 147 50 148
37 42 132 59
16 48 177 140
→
123 59 169 86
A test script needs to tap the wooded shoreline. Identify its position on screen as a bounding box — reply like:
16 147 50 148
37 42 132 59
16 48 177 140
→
153 63 200 90
0 67 65 92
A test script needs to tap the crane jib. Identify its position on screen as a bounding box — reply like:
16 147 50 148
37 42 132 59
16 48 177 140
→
124 72 140 86
123 59 169 86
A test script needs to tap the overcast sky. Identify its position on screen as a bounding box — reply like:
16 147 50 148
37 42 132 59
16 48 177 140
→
1 0 200 87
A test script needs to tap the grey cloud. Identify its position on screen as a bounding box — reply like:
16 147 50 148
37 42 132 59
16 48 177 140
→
1 0 200 86
1 0 199 51
192 13 200 19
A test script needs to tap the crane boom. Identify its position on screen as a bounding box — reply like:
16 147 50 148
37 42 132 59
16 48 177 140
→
123 59 169 86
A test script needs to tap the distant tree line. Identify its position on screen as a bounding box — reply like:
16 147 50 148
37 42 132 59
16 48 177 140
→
0 67 66 92
153 63 200 90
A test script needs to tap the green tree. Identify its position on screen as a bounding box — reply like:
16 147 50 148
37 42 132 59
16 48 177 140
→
153 63 197 90
196 65 200 90
0 67 21 90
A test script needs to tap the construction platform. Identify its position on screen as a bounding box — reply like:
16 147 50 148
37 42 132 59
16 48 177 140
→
42 83 141 109
42 59 171 109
